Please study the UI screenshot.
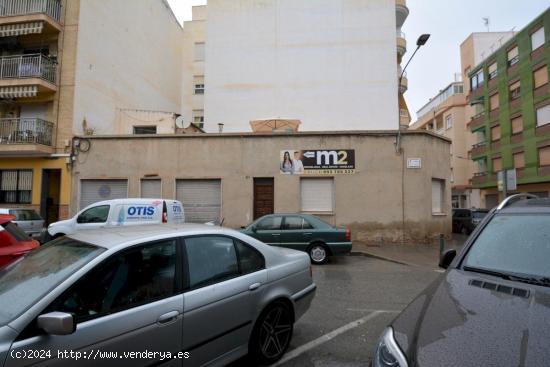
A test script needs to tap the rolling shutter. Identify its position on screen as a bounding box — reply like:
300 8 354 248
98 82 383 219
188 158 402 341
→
141 179 161 198
176 179 221 223
301 178 334 212
80 179 128 209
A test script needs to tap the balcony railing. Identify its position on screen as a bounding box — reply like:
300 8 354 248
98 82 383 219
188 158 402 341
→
472 141 487 149
0 54 56 84
0 118 54 146
0 0 61 22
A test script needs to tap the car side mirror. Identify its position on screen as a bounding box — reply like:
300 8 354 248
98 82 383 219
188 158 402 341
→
37 312 76 335
439 249 457 269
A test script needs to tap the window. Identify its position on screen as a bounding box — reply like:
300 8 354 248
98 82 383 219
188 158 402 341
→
141 179 161 198
513 152 525 169
235 240 264 275
511 115 523 134
256 216 282 230
492 157 502 173
133 126 157 135
193 109 204 126
431 179 445 214
539 146 550 167
302 219 314 229
509 80 520 100
489 93 499 111
283 216 305 230
77 205 110 224
475 159 487 174
445 115 453 130
0 170 32 204
53 240 177 322
531 27 545 51
534 65 548 89
536 104 550 127
194 75 204 94
194 42 205 61
488 62 497 79
185 236 239 289
8 209 41 221
490 125 501 142
301 178 334 212
470 69 484 91
507 46 519 67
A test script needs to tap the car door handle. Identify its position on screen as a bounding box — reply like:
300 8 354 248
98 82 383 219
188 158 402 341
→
272 233 280 236
249 283 262 291
303 233 312 235
158 311 179 324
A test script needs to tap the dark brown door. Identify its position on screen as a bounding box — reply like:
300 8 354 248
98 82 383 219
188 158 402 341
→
254 178 274 220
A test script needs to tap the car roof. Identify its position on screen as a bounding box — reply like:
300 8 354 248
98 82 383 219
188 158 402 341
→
85 198 181 207
67 223 239 249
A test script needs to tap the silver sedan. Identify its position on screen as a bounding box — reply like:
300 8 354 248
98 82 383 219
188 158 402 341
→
0 224 316 366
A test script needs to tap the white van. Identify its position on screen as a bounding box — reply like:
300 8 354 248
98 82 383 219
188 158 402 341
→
47 199 184 238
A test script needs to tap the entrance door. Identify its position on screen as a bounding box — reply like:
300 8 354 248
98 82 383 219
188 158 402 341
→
40 169 61 225
253 178 274 220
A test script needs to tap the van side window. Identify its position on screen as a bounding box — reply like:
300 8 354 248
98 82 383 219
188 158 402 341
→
77 206 110 224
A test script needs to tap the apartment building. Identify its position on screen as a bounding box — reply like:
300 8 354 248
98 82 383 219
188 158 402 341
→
0 0 183 223
467 8 550 208
182 0 409 133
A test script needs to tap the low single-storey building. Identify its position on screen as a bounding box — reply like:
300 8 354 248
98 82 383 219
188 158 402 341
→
70 130 451 243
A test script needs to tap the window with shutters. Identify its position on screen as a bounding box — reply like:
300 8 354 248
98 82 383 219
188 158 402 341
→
192 110 204 127
194 42 205 61
445 115 453 130
511 115 523 134
0 170 32 204
491 125 501 142
489 93 499 111
492 157 502 173
470 69 484 91
536 105 550 127
533 65 548 89
140 179 161 198
194 75 204 94
531 26 545 51
513 152 525 169
488 62 498 79
431 179 445 214
539 146 550 167
509 80 520 100
301 178 334 212
507 46 519 67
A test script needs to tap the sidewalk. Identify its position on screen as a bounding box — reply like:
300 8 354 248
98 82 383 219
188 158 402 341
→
352 234 468 269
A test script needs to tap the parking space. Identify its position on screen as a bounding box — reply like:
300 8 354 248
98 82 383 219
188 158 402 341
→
232 255 440 366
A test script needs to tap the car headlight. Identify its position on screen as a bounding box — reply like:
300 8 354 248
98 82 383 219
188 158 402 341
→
373 327 408 367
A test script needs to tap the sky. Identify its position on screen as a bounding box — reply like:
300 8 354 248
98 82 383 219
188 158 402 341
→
168 1 550 120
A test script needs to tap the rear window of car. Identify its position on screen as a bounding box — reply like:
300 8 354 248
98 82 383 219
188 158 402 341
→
9 209 42 221
2 222 29 242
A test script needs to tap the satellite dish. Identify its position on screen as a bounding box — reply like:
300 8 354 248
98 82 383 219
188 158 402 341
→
175 115 188 129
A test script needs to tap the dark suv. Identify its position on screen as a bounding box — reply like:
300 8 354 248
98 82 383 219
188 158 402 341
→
452 208 489 234
374 194 550 367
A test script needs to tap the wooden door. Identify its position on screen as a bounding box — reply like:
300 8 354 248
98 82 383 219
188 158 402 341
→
253 178 274 220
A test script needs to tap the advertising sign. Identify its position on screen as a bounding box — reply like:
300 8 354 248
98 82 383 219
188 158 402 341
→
280 149 355 175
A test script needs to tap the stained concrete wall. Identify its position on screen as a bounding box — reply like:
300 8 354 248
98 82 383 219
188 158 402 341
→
71 131 451 243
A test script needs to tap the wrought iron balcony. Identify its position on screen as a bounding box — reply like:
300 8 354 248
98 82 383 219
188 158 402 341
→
0 118 54 146
0 0 61 22
0 53 56 84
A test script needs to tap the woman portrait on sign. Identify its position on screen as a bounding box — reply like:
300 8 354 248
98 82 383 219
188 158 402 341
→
280 151 293 174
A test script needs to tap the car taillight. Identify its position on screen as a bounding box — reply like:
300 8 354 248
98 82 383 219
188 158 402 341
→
162 212 168 223
345 227 351 241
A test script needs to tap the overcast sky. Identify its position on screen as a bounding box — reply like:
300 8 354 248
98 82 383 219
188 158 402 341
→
168 1 549 120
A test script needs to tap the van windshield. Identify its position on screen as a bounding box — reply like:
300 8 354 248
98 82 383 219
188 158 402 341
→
0 238 105 326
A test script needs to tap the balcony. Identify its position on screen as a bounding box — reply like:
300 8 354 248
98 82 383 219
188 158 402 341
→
471 171 488 186
0 54 57 97
469 111 486 130
0 118 55 155
397 30 406 57
470 141 487 157
399 71 408 93
0 0 61 35
399 108 410 124
396 0 409 28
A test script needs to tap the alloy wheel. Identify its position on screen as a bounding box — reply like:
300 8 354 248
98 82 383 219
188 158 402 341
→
259 306 292 359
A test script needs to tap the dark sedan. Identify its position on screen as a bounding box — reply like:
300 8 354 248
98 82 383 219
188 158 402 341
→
241 214 352 264
373 194 550 367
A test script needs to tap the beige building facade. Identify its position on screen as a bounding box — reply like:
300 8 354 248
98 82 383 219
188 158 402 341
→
0 0 183 223
69 131 451 243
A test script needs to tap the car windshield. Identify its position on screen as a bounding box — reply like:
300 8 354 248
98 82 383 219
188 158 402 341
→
9 209 42 221
463 214 550 278
472 211 488 219
0 238 105 326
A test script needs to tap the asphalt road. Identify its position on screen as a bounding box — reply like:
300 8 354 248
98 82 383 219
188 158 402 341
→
232 255 440 367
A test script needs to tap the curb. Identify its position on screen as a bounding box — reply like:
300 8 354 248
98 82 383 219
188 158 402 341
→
350 251 419 267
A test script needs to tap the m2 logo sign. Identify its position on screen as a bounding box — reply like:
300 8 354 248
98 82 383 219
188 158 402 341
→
280 149 355 175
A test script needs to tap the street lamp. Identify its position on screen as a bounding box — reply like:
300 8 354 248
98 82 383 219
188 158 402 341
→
396 33 430 152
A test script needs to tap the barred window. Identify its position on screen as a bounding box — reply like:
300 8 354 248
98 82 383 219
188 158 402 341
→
0 170 32 204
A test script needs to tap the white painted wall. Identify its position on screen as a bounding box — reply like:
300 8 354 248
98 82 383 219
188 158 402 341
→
472 32 515 65
196 0 398 132
73 0 183 134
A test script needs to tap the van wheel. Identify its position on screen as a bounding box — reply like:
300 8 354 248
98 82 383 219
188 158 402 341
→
308 243 329 265
249 301 293 365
